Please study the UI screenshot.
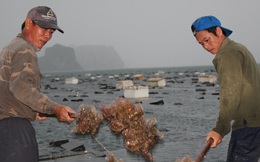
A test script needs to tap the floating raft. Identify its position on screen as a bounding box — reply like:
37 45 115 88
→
147 77 166 88
65 77 79 84
124 86 149 98
132 74 145 80
39 139 106 162
116 80 133 90
198 74 217 84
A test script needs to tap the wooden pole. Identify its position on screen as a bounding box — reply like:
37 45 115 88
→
195 138 213 162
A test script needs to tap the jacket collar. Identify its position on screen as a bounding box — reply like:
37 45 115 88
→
17 33 40 52
217 37 230 55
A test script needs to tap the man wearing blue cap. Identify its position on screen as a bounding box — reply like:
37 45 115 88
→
0 6 75 162
191 16 260 161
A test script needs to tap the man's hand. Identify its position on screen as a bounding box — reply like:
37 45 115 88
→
36 113 47 121
54 105 76 124
206 131 222 148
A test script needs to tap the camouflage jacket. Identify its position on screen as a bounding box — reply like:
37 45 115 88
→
0 34 58 121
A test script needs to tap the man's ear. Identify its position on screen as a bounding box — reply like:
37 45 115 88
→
216 27 224 37
24 18 34 29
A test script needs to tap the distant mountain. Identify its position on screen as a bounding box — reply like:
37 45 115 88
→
38 44 84 73
75 45 125 70
38 44 125 73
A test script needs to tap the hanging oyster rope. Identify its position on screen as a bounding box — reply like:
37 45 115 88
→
101 98 164 162
71 98 163 162
72 104 104 135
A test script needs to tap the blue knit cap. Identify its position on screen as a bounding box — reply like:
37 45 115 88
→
191 16 232 36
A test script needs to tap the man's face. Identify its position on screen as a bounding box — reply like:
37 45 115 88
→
195 29 223 55
29 23 55 49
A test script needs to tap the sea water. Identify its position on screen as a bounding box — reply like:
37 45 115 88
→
35 65 231 162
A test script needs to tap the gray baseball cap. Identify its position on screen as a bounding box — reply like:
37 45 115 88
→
27 6 64 33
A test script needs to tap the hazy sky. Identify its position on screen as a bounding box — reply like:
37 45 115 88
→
1 1 260 68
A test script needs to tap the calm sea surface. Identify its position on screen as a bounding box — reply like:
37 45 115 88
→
35 65 233 162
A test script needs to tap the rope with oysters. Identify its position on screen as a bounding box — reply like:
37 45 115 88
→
71 97 164 162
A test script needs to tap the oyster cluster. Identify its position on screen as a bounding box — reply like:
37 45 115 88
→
71 98 163 161
106 152 124 162
72 104 104 135
101 98 164 162
175 155 194 162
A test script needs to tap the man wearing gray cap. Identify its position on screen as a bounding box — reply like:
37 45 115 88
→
191 15 260 161
0 6 75 162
